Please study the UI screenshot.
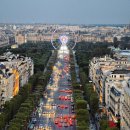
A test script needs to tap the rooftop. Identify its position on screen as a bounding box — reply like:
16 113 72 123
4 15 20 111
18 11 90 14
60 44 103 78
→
119 50 130 56
112 69 130 74
111 87 121 96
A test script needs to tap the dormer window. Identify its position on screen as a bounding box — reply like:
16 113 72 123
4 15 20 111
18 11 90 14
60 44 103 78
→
120 75 124 78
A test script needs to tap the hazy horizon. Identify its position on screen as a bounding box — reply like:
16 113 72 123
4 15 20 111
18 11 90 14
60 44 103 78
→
0 0 130 24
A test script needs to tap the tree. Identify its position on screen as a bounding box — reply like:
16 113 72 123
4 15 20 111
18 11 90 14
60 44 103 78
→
73 90 83 98
113 37 119 48
74 90 82 93
0 42 54 129
106 128 119 130
76 109 89 129
0 113 6 129
73 83 80 89
113 37 118 43
76 109 89 123
77 126 89 130
90 94 99 114
85 85 93 103
76 100 87 109
79 71 87 87
77 121 89 130
100 119 108 130
8 126 21 130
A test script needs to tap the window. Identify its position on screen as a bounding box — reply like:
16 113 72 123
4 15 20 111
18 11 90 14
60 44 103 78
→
120 75 124 78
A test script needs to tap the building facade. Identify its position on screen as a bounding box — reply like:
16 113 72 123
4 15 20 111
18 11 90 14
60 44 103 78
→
0 52 34 109
120 81 130 130
15 33 26 44
89 53 130 127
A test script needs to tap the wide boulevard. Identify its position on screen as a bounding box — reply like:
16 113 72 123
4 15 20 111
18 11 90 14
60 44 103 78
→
28 44 76 130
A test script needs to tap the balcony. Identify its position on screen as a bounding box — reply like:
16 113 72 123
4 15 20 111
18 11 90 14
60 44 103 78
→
110 95 120 103
109 106 115 115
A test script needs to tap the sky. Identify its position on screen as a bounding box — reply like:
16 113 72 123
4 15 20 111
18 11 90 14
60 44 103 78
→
0 0 130 24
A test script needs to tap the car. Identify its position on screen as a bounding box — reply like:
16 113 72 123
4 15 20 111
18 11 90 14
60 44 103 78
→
71 114 76 119
64 123 69 127
66 96 71 100
64 96 68 100
69 120 73 126
54 119 59 124
31 118 37 124
58 105 63 109
59 90 65 92
43 112 46 114
71 105 74 109
67 90 72 93
58 123 62 127
63 105 68 109
59 96 63 100
71 99 74 103
60 118 64 123
51 103 57 106
64 118 68 123
71 110 75 113
39 124 43 128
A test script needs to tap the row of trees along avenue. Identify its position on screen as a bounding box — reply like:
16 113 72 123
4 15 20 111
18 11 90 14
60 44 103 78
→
74 42 119 130
0 42 57 130
70 50 89 130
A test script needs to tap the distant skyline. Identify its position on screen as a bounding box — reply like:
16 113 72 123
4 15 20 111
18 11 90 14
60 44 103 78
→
0 0 130 24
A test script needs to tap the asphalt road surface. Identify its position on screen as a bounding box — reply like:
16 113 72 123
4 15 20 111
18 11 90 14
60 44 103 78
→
28 45 76 130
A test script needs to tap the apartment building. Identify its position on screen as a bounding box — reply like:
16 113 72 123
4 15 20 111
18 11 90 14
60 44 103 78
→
89 53 130 125
0 52 34 108
105 36 114 43
80 34 113 43
15 33 26 44
89 56 117 105
26 33 52 42
105 70 130 122
120 81 130 130
0 65 14 107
